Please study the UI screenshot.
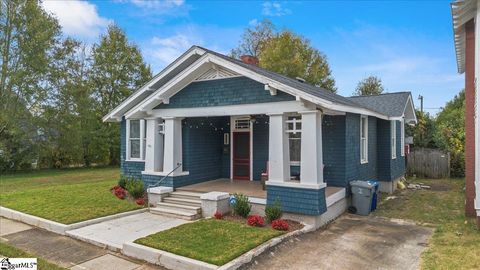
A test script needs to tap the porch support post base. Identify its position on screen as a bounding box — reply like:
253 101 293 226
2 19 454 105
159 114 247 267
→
200 192 230 217
147 187 173 206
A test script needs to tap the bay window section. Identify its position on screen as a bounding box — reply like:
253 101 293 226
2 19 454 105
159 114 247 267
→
360 116 368 163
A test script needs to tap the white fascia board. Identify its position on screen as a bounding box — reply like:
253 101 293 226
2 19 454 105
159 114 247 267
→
103 47 206 122
151 101 314 118
126 53 390 120
125 54 212 119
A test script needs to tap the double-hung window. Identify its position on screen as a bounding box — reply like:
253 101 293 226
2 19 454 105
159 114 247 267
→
127 119 146 160
360 116 368 163
286 115 302 165
391 120 397 159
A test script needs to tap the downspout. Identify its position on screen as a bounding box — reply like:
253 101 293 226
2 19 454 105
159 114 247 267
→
475 0 480 218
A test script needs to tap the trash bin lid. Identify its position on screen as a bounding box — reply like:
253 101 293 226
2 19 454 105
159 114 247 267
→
350 180 375 189
367 180 379 187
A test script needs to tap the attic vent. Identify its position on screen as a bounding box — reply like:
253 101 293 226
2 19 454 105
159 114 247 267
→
195 66 239 81
295 77 306 83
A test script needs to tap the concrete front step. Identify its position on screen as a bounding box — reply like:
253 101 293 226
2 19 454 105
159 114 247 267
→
150 207 201 221
170 191 203 199
163 196 202 207
157 202 202 213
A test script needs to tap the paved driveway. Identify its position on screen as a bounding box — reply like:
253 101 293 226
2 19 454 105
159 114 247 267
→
243 214 433 270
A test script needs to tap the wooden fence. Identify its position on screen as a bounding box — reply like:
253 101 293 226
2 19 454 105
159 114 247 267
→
406 148 450 178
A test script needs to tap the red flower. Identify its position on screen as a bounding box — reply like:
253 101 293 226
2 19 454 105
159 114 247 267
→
271 219 289 231
113 186 126 199
214 211 223 220
135 197 145 205
247 215 265 227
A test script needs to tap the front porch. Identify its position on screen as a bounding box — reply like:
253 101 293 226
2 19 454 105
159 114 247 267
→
176 178 346 207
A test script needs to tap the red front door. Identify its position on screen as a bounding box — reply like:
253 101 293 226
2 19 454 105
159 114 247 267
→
233 132 250 180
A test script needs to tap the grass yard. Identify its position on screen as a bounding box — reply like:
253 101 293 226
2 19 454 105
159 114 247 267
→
0 167 141 224
134 219 284 266
0 242 67 270
374 178 480 270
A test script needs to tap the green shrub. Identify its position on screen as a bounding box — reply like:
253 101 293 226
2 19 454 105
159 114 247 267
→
126 178 144 199
118 176 128 189
233 193 251 218
265 198 282 222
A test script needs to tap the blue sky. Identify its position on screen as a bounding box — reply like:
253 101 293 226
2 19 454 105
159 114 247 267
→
41 0 463 115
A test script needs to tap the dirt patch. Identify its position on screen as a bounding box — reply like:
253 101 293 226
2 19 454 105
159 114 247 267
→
429 183 452 191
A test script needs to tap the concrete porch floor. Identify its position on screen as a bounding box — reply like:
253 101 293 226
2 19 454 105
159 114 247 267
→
176 179 345 201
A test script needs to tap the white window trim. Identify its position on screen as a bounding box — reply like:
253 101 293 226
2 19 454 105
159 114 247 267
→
126 119 146 161
401 118 405 157
360 115 368 164
391 120 397 159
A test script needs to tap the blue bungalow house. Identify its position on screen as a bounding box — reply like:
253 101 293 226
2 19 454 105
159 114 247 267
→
103 46 416 226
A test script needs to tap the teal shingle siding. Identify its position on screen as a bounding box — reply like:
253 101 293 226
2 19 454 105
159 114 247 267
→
154 76 295 109
345 114 378 183
377 119 405 181
323 114 380 189
178 117 230 187
322 115 347 187
267 185 327 215
252 115 269 180
391 120 405 179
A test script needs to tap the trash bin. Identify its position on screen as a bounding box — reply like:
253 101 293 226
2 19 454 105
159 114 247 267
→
368 180 379 211
350 180 376 216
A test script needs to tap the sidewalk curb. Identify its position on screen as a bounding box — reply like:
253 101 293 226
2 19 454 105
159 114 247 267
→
0 206 147 235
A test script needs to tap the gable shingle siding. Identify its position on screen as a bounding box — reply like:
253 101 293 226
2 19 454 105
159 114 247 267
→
155 76 295 109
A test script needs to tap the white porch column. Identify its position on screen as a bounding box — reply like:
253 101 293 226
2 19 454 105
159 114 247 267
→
268 113 290 182
144 118 164 172
300 110 324 186
163 117 183 174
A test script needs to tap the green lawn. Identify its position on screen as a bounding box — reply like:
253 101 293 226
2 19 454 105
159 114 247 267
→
374 178 480 270
0 242 67 270
135 219 284 266
0 167 141 224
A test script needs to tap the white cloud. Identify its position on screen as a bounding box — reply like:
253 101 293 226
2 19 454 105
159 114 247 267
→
42 0 111 40
148 34 195 65
142 24 242 72
130 0 184 9
249 19 259 27
262 2 291 17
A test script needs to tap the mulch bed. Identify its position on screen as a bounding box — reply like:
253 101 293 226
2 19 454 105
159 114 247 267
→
221 214 304 232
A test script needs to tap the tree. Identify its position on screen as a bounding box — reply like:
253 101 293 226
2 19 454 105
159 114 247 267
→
230 19 275 58
406 110 436 149
0 0 62 171
353 76 384 96
434 90 465 177
259 31 337 92
90 24 152 165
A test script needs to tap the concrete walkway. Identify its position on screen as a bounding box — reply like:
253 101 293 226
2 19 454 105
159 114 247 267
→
66 212 188 251
0 217 166 270
242 214 434 270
